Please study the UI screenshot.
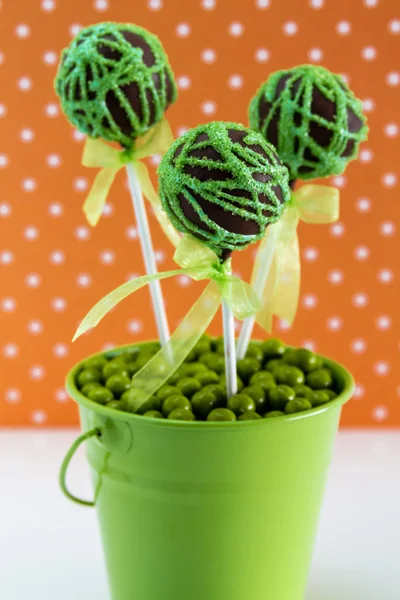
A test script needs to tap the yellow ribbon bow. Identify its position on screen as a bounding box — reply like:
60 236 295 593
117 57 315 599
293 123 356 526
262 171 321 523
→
74 235 260 408
254 184 340 332
81 118 181 247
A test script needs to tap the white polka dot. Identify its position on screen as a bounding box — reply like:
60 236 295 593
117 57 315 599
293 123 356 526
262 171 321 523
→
229 22 244 37
363 0 378 6
15 24 30 38
53 343 69 357
51 297 67 312
148 0 162 9
49 202 64 217
18 77 32 91
31 409 47 425
354 245 370 261
277 319 291 331
254 48 270 63
176 22 191 38
102 342 116 351
202 0 216 9
75 225 90 240
3 343 19 358
21 177 37 192
356 197 371 213
72 129 85 142
49 250 65 265
177 75 191 90
283 21 298 36
327 316 343 331
1 297 17 312
0 103 7 117
55 388 69 403
256 0 270 7
386 71 400 87
0 203 11 217
29 365 46 380
0 52 4 66
301 340 316 351
330 222 345 238
372 405 388 422
155 250 165 264
228 74 243 89
125 226 138 240
127 319 143 333
302 294 318 308
41 0 56 11
339 73 350 84
25 273 42 288
362 98 375 112
102 202 114 217
149 154 161 167
379 221 396 236
76 273 92 288
331 175 347 188
46 153 62 167
43 51 57 65
126 272 139 282
328 269 344 285
0 251 14 265
45 103 59 117
27 320 43 335
381 172 398 188
388 19 400 34
336 20 351 35
73 177 88 192
100 249 115 265
309 0 324 7
308 47 323 62
384 122 399 137
20 128 35 142
177 274 192 287
359 148 373 163
302 247 319 262
24 226 39 241
375 315 392 331
374 361 390 376
354 383 365 399
94 0 109 10
201 101 217 115
377 268 394 284
352 292 369 308
201 48 217 63
0 154 9 168
361 46 377 61
69 24 82 37
5 388 21 403
351 338 367 354
176 126 189 137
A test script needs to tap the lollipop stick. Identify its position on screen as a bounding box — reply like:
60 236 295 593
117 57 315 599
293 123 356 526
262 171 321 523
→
222 300 238 399
126 163 170 347
236 226 278 359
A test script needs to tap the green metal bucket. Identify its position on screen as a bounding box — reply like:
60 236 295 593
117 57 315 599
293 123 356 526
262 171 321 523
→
62 342 354 600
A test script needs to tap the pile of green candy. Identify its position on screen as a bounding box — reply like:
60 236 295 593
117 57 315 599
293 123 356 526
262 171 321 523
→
76 337 340 422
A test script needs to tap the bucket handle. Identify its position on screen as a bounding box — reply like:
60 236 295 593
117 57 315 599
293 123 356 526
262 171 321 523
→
59 428 101 507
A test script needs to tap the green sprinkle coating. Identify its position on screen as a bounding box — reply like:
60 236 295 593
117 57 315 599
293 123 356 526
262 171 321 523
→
158 121 291 256
55 22 177 149
249 65 368 181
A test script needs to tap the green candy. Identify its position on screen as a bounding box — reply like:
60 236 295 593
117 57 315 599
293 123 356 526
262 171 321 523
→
293 384 314 402
176 377 202 398
162 395 191 417
122 389 162 415
156 385 181 402
168 408 196 421
167 372 181 386
207 408 237 422
202 384 226 403
212 337 225 355
238 412 262 421
237 357 261 383
324 389 337 400
193 335 212 357
249 371 276 392
195 371 220 387
77 368 102 388
284 348 322 373
227 394 256 417
199 352 225 374
87 386 114 405
275 365 305 387
106 400 126 411
285 398 312 414
105 374 131 397
265 358 286 375
245 343 264 363
269 385 295 411
180 362 208 377
83 356 108 371
117 350 140 364
103 360 129 380
311 390 331 407
307 368 333 390
81 382 102 396
220 373 244 393
264 410 285 418
144 410 164 419
261 338 286 359
241 385 267 414
191 390 223 419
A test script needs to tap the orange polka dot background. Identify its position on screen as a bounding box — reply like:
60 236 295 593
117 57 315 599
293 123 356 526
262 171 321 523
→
1 0 399 427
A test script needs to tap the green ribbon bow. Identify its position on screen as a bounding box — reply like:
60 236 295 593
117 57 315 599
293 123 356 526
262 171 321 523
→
74 235 260 407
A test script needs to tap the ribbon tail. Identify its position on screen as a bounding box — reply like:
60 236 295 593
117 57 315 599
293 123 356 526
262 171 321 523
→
255 254 278 333
220 277 261 321
73 268 183 341
273 234 300 325
83 167 120 226
125 281 222 411
134 161 181 248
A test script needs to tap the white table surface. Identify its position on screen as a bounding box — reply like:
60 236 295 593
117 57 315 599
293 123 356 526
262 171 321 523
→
0 429 398 600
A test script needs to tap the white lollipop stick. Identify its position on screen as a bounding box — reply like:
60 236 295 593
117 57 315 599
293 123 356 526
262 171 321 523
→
126 163 170 347
222 300 238 399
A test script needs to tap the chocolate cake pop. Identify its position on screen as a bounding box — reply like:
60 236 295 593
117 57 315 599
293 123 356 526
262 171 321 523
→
249 65 368 181
55 22 177 149
157 121 291 258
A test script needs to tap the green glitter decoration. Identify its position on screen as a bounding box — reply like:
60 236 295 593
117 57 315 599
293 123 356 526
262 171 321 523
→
158 121 291 256
55 22 178 149
249 65 368 181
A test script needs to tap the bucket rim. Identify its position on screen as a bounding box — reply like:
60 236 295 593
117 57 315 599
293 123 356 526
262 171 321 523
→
66 340 355 430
